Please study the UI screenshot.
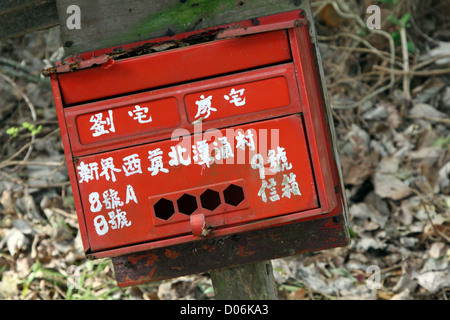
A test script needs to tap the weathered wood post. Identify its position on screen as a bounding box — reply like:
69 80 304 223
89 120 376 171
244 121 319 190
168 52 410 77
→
210 261 278 300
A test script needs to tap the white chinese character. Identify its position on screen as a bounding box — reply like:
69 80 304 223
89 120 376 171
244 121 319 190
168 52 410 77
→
224 88 246 106
257 178 280 203
168 145 191 166
77 161 99 183
267 150 279 173
195 95 216 119
281 173 301 198
122 154 142 176
148 148 169 176
192 140 213 167
213 137 234 161
128 105 153 124
102 189 123 210
99 157 122 182
125 185 138 204
89 192 102 213
89 110 115 137
94 215 109 236
250 153 266 179
236 129 256 151
277 147 292 172
107 208 131 230
268 147 293 173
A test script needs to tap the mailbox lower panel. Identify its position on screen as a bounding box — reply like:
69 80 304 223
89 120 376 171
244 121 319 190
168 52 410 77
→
112 212 349 287
74 115 320 252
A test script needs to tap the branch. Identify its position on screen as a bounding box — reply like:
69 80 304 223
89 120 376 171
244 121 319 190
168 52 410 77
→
0 72 37 162
400 27 411 103
373 65 450 76
317 1 397 109
0 128 61 169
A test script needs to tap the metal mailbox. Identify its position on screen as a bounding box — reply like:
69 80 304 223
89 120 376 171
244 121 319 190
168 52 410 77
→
47 10 349 287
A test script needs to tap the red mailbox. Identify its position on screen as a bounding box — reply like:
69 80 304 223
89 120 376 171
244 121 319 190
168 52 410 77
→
47 10 349 286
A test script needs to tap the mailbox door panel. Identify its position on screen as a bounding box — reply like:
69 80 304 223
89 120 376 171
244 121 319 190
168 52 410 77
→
74 115 319 252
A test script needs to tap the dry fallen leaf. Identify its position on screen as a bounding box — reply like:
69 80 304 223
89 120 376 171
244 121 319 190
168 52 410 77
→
419 41 450 65
374 172 412 200
397 199 414 226
429 242 447 259
339 155 373 186
0 190 15 215
287 288 307 300
377 290 394 300
0 228 29 257
409 103 448 119
390 288 413 300
415 271 450 294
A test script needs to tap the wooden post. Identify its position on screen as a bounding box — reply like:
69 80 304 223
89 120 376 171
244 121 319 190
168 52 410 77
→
210 261 278 300
0 0 58 40
54 0 304 55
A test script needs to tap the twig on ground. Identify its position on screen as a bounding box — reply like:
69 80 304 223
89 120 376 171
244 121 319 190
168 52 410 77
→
51 207 77 218
400 27 412 104
1 160 65 167
373 65 450 76
413 54 450 70
0 72 37 162
0 128 60 169
407 0 440 46
410 187 450 245
407 115 450 124
315 1 397 110
0 168 70 191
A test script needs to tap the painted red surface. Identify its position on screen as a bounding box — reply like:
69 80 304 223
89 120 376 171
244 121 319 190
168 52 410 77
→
49 10 347 264
58 30 292 106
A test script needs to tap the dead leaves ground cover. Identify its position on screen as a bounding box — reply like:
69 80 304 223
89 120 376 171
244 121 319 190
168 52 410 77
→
0 0 449 300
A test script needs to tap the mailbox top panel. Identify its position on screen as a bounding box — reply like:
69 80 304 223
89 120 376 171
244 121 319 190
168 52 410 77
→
57 30 292 106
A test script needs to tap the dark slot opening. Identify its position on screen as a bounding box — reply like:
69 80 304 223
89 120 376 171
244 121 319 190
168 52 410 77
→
223 184 245 206
200 189 221 211
177 194 198 216
154 198 175 220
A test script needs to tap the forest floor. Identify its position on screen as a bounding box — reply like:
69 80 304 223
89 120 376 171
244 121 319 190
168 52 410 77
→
0 1 449 300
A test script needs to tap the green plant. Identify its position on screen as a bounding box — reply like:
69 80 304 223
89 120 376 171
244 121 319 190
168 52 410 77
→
378 0 399 5
433 136 450 148
388 12 415 53
6 121 42 138
65 259 120 300
21 262 66 299
360 0 415 54
378 0 415 53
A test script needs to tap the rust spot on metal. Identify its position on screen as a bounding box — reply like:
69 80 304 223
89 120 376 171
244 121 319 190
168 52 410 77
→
69 61 80 71
127 252 158 266
236 245 255 258
294 19 306 27
202 245 216 253
164 249 180 259
41 28 224 77
170 266 183 271
324 217 342 230
121 266 156 286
